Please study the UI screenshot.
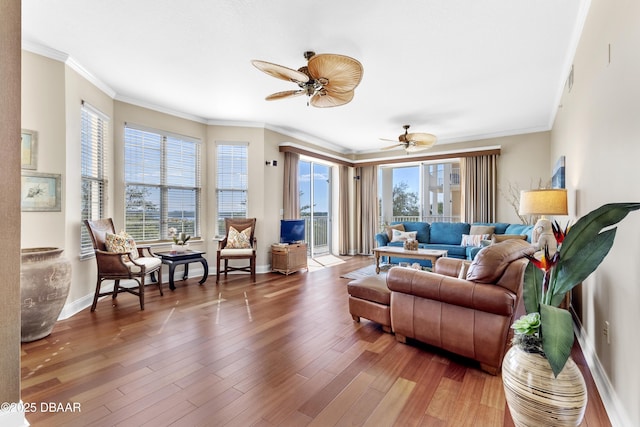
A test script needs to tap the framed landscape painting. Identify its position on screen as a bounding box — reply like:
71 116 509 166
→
21 172 61 212
21 129 38 170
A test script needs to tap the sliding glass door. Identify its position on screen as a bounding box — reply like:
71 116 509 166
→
299 160 331 257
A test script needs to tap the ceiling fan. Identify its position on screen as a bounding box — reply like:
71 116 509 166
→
380 125 437 153
251 51 363 107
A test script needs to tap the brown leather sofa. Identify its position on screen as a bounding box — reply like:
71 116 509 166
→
386 239 534 374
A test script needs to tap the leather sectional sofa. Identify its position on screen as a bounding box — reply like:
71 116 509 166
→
349 239 535 374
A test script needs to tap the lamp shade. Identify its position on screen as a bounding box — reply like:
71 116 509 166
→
519 189 568 216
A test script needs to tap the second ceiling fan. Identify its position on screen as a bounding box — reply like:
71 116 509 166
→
380 125 437 153
251 51 363 107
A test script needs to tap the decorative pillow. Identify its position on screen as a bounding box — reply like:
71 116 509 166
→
390 229 418 242
105 231 138 259
401 222 430 243
225 226 252 249
492 234 527 243
460 234 490 247
469 225 495 236
466 239 535 283
385 224 405 241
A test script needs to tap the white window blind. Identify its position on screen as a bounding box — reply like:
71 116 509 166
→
216 142 248 235
80 102 109 257
124 125 201 242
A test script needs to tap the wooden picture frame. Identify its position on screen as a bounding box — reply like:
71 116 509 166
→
21 172 61 212
21 129 38 170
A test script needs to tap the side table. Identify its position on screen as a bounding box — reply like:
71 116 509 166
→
271 243 308 275
156 250 209 290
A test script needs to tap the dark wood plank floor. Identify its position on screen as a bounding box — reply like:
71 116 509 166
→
20 256 611 426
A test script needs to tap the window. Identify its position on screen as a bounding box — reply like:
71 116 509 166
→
80 102 108 257
379 161 460 225
124 125 201 242
216 142 248 235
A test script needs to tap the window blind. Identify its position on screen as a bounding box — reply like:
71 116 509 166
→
124 125 201 242
80 102 109 257
216 142 248 235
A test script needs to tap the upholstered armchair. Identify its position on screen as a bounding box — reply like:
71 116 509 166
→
84 219 163 311
216 218 257 283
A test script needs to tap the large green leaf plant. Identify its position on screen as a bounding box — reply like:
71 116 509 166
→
515 203 640 377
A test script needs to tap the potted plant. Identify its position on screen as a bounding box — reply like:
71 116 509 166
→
502 203 640 426
169 227 191 253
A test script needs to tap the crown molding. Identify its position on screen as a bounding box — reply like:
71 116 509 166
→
22 39 117 98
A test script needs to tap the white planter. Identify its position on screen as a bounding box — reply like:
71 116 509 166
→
171 244 189 253
502 345 587 427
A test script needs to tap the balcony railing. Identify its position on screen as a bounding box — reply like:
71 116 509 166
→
380 215 461 227
302 216 329 255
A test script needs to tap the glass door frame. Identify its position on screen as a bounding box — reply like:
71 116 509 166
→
299 158 332 258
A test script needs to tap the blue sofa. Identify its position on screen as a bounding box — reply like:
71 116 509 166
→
374 221 534 267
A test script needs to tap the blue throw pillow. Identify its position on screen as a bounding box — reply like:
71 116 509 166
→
505 224 534 242
430 222 471 245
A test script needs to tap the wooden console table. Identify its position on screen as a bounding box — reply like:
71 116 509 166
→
372 246 448 274
271 243 308 275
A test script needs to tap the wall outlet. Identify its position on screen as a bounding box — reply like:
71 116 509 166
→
603 321 610 344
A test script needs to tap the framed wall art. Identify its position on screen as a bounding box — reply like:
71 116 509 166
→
552 155 566 189
21 172 61 212
21 129 38 170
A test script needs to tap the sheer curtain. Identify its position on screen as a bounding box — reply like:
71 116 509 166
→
461 153 498 222
355 165 378 255
282 152 299 219
338 165 350 255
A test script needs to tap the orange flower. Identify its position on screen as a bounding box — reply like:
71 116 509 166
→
525 245 559 272
552 220 569 245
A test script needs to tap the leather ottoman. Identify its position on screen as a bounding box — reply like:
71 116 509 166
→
347 275 392 333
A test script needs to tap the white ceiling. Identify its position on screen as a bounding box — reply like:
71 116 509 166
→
21 0 588 154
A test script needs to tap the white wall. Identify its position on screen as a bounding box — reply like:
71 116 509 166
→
21 53 66 248
551 0 640 425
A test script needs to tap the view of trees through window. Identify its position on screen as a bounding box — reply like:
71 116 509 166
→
124 126 201 242
379 161 461 226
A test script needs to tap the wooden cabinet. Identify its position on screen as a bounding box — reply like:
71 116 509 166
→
271 243 308 275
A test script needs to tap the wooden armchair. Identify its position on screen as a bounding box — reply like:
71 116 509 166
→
216 218 257 283
84 218 163 311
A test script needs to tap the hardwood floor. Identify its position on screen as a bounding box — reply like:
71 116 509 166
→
21 256 611 426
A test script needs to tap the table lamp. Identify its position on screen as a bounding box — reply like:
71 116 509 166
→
519 189 568 254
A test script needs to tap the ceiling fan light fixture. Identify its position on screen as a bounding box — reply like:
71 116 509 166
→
379 124 437 153
252 51 363 107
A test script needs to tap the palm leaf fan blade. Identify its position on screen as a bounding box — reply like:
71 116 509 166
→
265 90 304 101
307 54 363 93
251 60 309 83
406 132 437 146
310 90 354 108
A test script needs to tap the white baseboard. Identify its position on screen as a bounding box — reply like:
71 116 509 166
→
58 293 94 320
574 320 631 427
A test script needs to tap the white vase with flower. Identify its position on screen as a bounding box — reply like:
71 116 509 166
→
169 227 191 253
